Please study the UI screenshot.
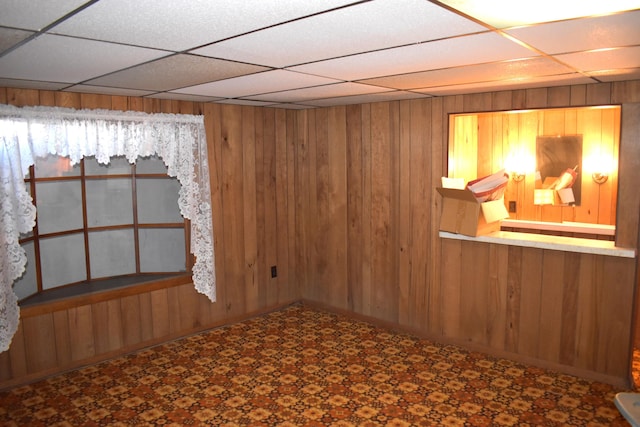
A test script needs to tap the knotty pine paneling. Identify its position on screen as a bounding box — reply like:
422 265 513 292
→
0 88 299 388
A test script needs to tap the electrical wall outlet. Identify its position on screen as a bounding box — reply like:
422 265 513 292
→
508 201 517 213
271 266 277 278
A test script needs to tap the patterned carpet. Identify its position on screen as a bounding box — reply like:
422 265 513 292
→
0 303 632 426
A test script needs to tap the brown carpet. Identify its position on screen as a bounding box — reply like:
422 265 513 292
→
0 303 632 426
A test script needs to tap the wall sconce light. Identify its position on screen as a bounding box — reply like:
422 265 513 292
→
511 172 525 182
504 149 534 183
592 172 608 184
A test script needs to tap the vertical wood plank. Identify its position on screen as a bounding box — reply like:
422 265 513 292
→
52 310 71 366
441 239 462 338
559 252 580 365
327 106 348 309
150 288 170 339
275 108 292 304
220 104 246 315
459 241 489 344
538 251 565 362
346 104 363 313
7 322 27 378
241 106 259 312
398 100 412 325
505 246 523 353
262 108 278 306
68 305 95 361
91 300 123 354
361 104 373 316
616 103 640 248
408 99 430 329
22 314 57 373
517 248 543 358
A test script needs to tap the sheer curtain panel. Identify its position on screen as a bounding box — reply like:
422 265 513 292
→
0 104 216 352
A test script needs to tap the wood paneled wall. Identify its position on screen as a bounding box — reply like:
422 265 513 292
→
1 80 640 388
295 81 640 385
0 89 299 387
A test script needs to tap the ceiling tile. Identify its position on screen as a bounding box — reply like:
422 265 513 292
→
587 68 640 81
85 54 269 92
290 32 537 81
0 34 168 83
416 73 596 96
0 27 34 52
438 0 640 28
192 0 487 68
243 82 388 103
303 91 431 107
214 99 276 107
145 92 223 102
63 85 156 97
0 0 87 30
0 78 68 91
506 10 640 55
359 57 576 90
51 0 355 52
173 70 344 98
555 46 640 72
264 103 314 110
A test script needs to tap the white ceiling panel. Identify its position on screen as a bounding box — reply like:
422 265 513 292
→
243 82 388 103
417 73 596 96
52 0 356 52
192 0 487 68
0 2 637 108
0 34 168 83
145 92 224 102
214 99 277 107
506 10 640 55
303 91 431 107
0 78 68 91
290 32 538 81
360 57 578 90
63 85 156 97
173 70 343 98
587 68 640 82
0 28 33 52
555 46 640 72
85 54 269 92
0 0 88 30
438 0 640 28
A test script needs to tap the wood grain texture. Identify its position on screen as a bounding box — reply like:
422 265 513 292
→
1 80 639 388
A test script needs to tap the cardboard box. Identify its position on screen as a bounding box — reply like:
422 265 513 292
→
436 187 510 237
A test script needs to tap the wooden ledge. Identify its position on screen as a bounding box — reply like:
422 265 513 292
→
440 230 636 258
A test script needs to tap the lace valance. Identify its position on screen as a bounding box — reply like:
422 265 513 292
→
0 104 216 352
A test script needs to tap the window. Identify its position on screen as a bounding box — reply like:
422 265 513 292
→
15 154 190 303
447 105 621 238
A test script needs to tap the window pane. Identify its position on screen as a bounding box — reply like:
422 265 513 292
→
13 242 38 301
139 228 186 272
89 230 136 279
86 179 133 227
85 155 132 175
34 154 80 178
136 155 168 174
36 181 83 234
136 178 183 223
40 234 86 289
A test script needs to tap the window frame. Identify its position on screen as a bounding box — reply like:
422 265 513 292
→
17 156 192 304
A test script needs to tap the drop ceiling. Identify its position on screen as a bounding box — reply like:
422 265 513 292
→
1 0 639 109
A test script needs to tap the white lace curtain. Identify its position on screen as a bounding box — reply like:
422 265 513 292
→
0 104 216 352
